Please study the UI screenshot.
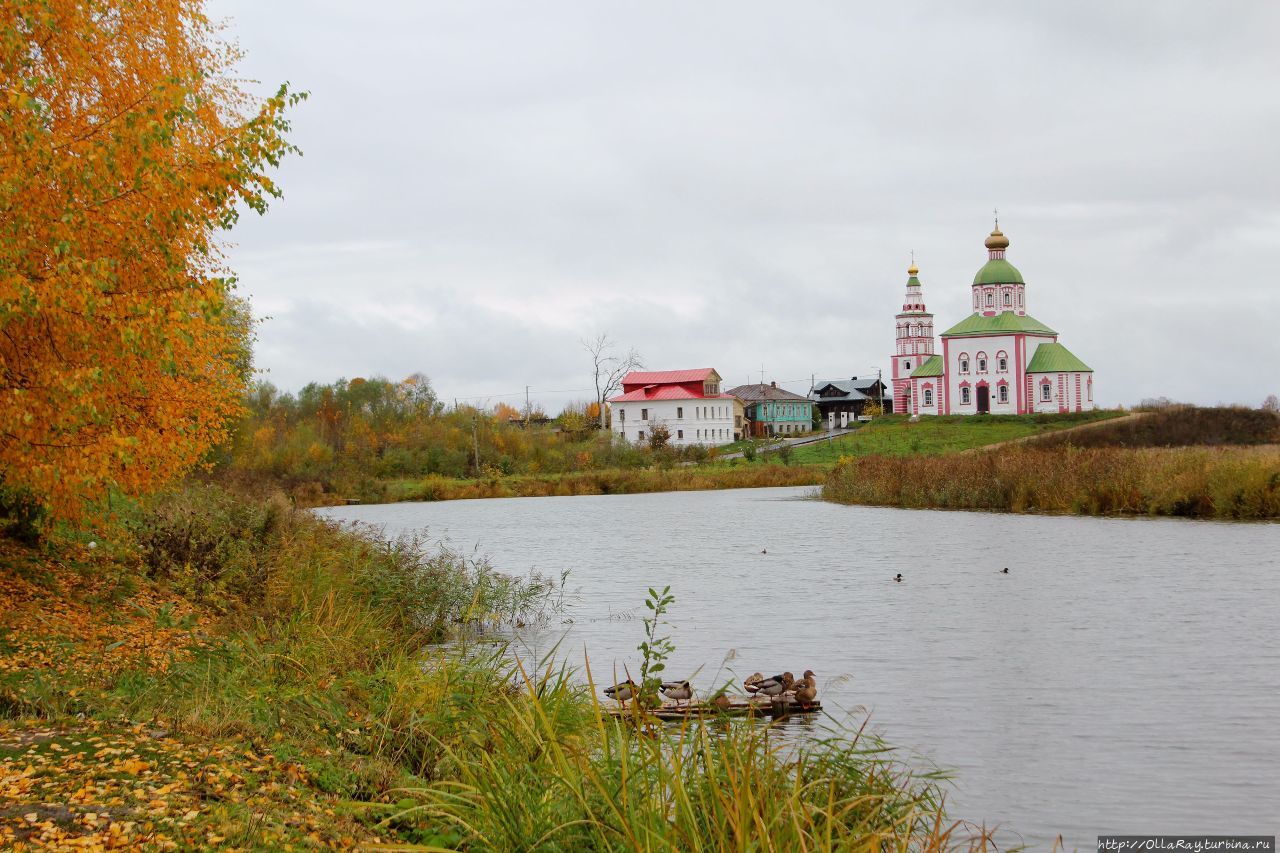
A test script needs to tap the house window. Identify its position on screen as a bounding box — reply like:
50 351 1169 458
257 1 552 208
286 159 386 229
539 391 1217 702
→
618 409 625 421
677 429 683 439
998 385 1008 404
998 357 1007 372
923 388 933 406
1041 384 1052 402
638 431 645 441
978 358 987 373
641 408 648 420
961 387 971 405
677 407 683 419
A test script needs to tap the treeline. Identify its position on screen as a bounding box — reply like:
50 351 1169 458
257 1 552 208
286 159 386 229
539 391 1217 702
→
218 375 725 499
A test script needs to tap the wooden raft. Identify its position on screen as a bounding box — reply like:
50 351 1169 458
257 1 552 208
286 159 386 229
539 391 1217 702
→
605 695 821 720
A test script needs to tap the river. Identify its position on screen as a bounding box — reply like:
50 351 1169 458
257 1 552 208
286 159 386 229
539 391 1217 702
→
316 486 1279 848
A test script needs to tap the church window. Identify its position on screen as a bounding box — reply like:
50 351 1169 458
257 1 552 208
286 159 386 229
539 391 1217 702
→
961 387 971 405
1088 380 1093 402
1018 292 1024 306
978 357 987 373
986 293 994 307
959 357 969 373
1004 292 1011 306
998 356 1008 372
924 388 933 406
1041 384 1052 402
998 385 1008 404
905 361 912 370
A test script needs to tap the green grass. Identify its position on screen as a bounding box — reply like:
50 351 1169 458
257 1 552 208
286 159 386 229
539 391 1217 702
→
789 411 1123 464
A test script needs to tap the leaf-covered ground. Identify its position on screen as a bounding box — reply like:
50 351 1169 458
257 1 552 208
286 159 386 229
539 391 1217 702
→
0 545 395 851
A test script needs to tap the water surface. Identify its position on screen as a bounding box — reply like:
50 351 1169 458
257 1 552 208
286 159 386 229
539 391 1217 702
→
317 487 1279 848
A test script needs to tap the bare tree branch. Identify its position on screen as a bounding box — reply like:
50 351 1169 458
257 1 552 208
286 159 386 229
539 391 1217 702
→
581 333 644 429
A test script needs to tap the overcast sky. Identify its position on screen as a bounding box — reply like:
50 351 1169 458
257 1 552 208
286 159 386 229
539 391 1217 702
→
208 0 1280 410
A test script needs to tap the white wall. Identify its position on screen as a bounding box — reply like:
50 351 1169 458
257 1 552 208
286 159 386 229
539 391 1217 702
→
946 333 1020 414
609 398 736 447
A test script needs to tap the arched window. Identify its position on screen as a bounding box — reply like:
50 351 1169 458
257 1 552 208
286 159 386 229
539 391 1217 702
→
1004 292 1011 306
1041 383 1052 402
961 386 971 405
978 356 987 373
905 360 912 370
998 385 1008 403
923 388 933 406
986 293 994 307
959 354 969 373
997 353 1008 372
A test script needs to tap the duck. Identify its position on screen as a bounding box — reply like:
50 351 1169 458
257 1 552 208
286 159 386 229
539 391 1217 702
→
1001 567 1009 574
894 573 903 582
603 679 638 706
743 672 765 694
660 680 693 705
761 548 768 555
792 670 817 710
712 692 732 712
754 672 794 699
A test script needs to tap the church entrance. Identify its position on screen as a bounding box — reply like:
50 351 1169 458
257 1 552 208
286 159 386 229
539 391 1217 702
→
977 385 990 414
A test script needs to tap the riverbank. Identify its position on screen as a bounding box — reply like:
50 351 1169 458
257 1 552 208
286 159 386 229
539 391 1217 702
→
257 411 1123 508
823 407 1280 520
1 484 988 850
825 444 1280 519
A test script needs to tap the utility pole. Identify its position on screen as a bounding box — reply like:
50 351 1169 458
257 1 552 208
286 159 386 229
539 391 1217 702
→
524 385 530 428
472 415 481 474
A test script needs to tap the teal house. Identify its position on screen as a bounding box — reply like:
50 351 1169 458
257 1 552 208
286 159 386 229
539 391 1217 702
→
726 382 815 437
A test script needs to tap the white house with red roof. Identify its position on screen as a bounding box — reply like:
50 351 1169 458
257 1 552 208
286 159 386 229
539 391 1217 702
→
608 369 742 447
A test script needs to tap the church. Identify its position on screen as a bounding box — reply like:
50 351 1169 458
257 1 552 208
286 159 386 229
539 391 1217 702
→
891 223 1095 416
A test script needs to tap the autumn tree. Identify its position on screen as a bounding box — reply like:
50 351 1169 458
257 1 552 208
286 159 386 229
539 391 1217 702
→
0 1 303 523
582 332 643 429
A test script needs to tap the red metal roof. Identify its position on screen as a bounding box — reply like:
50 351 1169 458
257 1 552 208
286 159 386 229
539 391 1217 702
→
620 369 715 385
609 386 736 402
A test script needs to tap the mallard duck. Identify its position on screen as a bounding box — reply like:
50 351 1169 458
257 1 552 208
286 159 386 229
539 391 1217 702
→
712 692 732 712
792 671 817 710
1001 567 1009 574
661 680 693 705
604 679 638 706
894 573 903 582
743 672 765 694
754 672 794 699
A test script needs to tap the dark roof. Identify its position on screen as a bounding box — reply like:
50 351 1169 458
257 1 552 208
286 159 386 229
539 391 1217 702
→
808 377 885 403
726 383 811 403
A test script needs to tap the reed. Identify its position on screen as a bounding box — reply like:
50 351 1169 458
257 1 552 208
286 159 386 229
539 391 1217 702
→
3 485 995 849
824 445 1280 519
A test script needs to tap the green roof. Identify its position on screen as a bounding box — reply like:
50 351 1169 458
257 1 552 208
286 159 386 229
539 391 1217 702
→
941 312 1057 337
1026 342 1092 373
909 354 944 378
906 275 921 287
973 258 1024 285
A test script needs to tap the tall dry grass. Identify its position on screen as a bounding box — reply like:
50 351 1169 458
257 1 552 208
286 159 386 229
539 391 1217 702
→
1032 406 1280 450
825 445 1280 519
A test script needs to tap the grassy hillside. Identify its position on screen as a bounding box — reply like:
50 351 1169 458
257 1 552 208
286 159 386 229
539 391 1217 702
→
788 411 1121 465
1030 406 1280 449
824 407 1280 520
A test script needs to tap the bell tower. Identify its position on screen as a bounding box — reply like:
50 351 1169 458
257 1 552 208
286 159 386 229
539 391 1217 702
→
891 258 935 415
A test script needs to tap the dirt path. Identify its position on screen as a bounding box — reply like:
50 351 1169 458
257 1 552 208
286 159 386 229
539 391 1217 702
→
961 411 1147 454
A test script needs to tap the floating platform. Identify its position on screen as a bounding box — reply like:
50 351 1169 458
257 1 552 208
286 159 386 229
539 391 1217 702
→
605 694 821 720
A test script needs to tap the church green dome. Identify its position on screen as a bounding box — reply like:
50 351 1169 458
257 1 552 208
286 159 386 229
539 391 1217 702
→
973 257 1024 285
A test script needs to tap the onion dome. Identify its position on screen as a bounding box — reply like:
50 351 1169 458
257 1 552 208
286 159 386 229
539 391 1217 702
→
907 261 919 276
984 227 1010 251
